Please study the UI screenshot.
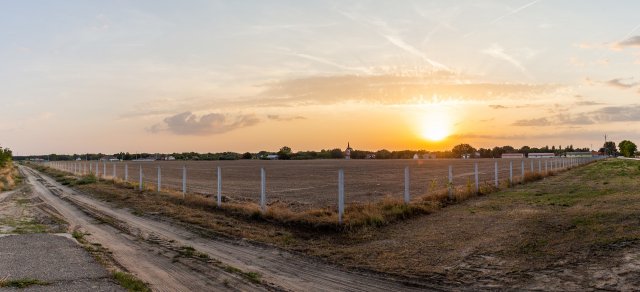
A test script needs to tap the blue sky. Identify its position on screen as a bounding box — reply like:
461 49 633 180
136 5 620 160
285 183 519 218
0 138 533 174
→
2 1 640 155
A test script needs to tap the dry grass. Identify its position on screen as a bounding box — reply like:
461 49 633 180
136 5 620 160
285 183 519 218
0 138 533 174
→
0 163 18 191
26 160 591 231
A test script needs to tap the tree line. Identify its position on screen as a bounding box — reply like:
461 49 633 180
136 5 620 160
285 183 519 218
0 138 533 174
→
13 140 638 161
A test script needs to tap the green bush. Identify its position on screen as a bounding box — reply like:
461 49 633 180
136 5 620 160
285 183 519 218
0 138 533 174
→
0 147 12 168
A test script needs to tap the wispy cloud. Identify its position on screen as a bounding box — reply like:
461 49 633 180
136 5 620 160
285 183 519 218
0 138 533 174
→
606 78 640 89
337 9 449 71
490 0 542 24
615 35 640 48
482 44 530 76
513 105 640 127
149 112 259 135
267 114 306 121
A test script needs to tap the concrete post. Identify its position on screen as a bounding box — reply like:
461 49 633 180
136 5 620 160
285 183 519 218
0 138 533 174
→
338 169 344 225
530 160 534 173
139 165 143 191
103 162 106 178
545 160 548 174
538 160 542 173
509 161 513 185
182 166 187 198
125 164 128 182
521 160 525 181
113 163 116 178
404 166 410 204
96 162 99 177
157 166 161 192
260 168 266 213
217 166 222 207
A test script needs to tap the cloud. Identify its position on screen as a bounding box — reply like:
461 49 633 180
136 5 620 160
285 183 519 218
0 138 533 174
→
605 78 640 89
259 74 560 106
267 115 306 121
616 35 640 48
490 0 542 24
482 44 529 76
489 105 508 109
150 112 259 135
574 100 604 106
513 105 640 127
512 117 551 126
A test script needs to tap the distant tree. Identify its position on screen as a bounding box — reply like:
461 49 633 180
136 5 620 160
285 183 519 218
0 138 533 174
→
329 148 344 159
604 141 617 156
451 144 476 158
241 152 253 159
277 146 292 160
375 149 391 159
618 140 637 158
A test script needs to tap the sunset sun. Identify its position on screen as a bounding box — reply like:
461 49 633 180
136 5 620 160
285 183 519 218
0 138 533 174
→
420 110 452 142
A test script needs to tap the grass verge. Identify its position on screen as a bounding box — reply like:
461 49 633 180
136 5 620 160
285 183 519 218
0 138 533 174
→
0 278 49 288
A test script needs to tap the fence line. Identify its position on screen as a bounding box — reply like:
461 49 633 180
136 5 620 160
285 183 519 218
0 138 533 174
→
42 157 602 224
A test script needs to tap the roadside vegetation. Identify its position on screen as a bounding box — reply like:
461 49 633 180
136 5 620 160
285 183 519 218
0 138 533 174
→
24 159 640 288
0 147 18 191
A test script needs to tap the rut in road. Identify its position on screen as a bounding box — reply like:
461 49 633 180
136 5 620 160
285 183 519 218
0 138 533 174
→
23 165 437 292
20 166 266 292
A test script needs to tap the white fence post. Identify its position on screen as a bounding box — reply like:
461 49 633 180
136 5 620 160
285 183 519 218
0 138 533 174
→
260 168 266 213
404 166 410 204
545 160 548 174
538 160 542 173
474 163 479 194
338 169 344 225
448 165 453 199
217 166 222 207
530 160 534 173
157 166 161 192
509 161 513 185
182 165 187 198
494 161 498 188
96 162 99 177
90 163 92 174
139 165 143 191
103 162 106 178
521 160 525 181
125 164 128 182
113 163 116 178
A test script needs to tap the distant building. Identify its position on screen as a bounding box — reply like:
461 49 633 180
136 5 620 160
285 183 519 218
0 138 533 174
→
502 153 524 159
461 154 471 159
345 142 353 159
75 158 82 161
565 152 592 157
266 154 279 160
528 153 555 158
412 154 419 159
365 154 376 159
165 156 176 161
101 156 120 162
422 153 436 159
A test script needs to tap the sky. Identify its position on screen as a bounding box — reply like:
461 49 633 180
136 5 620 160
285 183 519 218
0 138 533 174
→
2 0 640 155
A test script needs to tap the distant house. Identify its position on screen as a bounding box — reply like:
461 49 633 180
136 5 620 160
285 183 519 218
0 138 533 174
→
412 154 419 159
101 156 120 162
365 154 376 159
266 154 279 160
528 153 555 158
502 153 524 159
422 153 436 159
461 154 471 159
75 158 82 161
165 156 176 161
566 152 592 158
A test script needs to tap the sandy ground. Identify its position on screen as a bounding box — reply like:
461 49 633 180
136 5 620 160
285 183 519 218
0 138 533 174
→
0 176 123 291
20 165 435 291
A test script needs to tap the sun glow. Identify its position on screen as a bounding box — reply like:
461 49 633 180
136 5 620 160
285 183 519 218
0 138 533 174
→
420 109 452 141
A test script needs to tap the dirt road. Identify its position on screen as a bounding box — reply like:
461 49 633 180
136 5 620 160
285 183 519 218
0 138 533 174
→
20 165 434 291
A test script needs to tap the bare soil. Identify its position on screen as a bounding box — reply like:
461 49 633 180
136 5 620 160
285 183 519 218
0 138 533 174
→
61 158 564 211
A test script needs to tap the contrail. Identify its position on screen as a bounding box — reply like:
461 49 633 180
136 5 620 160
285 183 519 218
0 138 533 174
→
337 9 450 71
490 0 542 24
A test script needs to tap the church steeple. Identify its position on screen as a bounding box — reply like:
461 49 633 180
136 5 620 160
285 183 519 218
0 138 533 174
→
345 142 353 159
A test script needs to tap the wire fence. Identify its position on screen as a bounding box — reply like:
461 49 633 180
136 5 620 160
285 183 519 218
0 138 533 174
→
45 157 601 212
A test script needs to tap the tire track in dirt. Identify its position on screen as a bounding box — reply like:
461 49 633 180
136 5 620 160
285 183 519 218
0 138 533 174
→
20 165 266 292
22 165 437 291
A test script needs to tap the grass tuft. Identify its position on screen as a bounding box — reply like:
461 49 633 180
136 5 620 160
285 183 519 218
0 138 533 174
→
112 271 150 292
